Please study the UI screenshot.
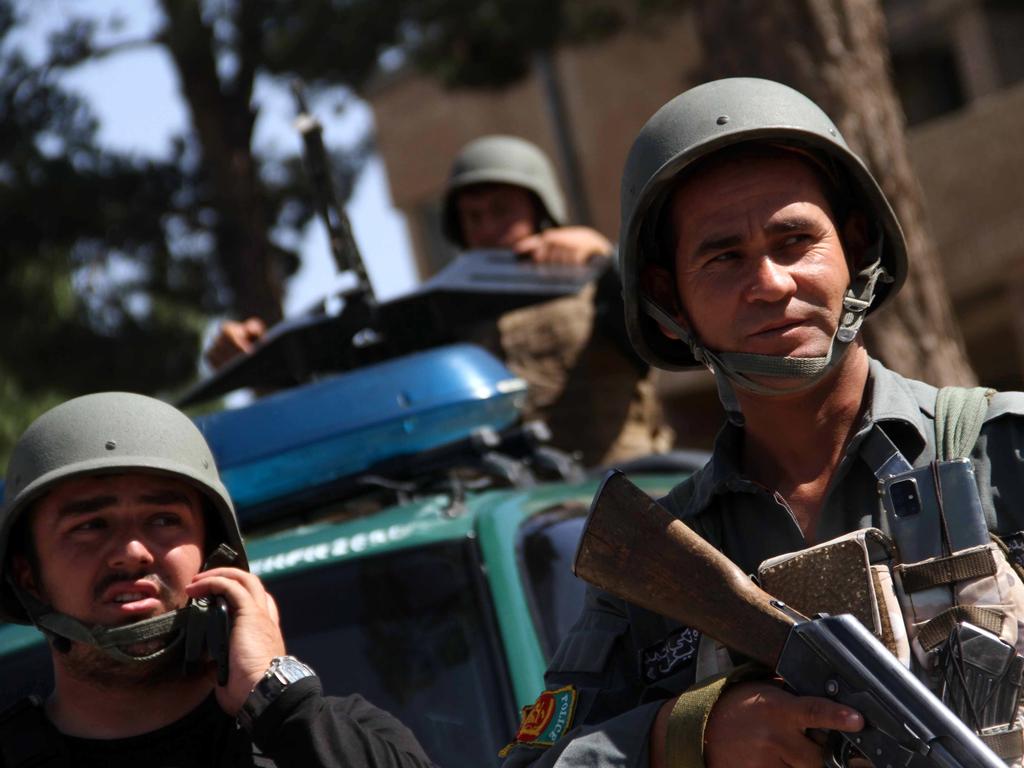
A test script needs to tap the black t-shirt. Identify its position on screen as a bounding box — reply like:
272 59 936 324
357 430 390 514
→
0 678 435 768
62 695 246 768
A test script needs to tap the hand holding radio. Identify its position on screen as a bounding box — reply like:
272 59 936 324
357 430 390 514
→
185 566 286 716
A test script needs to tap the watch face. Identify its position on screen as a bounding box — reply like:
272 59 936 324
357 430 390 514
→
273 656 315 684
239 656 315 734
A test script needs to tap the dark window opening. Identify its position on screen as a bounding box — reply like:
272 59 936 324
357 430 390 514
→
517 503 589 659
986 0 1024 88
891 45 966 125
416 199 458 278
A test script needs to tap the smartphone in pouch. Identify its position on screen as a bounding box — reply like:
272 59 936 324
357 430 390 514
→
881 458 989 564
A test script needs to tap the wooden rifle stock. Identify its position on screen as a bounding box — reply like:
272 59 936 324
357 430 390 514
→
574 470 798 669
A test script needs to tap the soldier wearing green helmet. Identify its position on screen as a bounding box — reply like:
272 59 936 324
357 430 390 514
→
500 79 1024 768
441 135 569 246
0 392 433 767
208 134 674 467
439 134 674 466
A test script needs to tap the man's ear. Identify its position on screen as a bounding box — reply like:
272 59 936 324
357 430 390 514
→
10 553 39 597
841 209 871 270
640 263 688 340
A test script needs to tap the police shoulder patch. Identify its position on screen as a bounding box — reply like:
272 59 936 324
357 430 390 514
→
497 684 578 757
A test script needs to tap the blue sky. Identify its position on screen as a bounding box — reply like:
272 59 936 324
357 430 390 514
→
11 0 418 317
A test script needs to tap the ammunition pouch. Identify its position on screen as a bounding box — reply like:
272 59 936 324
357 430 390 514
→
860 384 1024 764
757 527 910 667
696 527 911 682
895 543 1020 662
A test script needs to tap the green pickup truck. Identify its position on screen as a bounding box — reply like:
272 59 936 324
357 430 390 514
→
0 339 696 766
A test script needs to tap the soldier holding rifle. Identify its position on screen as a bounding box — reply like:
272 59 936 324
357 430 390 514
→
500 78 1024 767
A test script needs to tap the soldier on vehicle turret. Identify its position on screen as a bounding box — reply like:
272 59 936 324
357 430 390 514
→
208 135 674 467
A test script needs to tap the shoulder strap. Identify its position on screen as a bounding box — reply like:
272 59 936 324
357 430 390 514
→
0 696 69 768
934 386 996 461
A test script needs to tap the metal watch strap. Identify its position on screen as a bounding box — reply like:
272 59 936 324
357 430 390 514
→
237 655 316 733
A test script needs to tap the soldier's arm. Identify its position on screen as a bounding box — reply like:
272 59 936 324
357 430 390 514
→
205 317 267 370
499 586 666 768
249 680 435 768
513 226 612 265
650 678 862 768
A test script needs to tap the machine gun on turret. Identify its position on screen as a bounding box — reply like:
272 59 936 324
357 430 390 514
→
176 86 610 408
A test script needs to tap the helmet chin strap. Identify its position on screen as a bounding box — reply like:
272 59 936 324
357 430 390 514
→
643 243 891 424
10 579 190 663
7 542 240 666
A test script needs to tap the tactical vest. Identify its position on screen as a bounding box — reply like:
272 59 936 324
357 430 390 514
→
695 386 1024 764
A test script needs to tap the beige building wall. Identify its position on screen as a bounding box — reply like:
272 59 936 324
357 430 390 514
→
906 80 1024 389
370 11 703 276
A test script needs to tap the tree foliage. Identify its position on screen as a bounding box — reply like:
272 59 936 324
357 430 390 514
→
0 0 371 464
216 0 679 92
0 1 209 464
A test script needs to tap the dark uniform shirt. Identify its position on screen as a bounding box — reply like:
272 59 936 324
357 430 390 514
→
0 677 435 768
501 359 1024 767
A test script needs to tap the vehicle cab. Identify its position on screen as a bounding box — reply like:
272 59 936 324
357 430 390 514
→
0 289 697 765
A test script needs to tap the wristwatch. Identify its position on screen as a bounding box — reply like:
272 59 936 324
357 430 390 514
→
238 655 317 732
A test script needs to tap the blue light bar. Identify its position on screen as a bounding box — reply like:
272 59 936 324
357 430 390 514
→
194 344 526 511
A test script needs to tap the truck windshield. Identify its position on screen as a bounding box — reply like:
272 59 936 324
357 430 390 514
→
269 538 517 767
516 505 589 658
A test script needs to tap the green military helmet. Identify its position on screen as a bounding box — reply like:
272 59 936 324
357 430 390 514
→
619 77 909 372
0 391 246 625
441 135 568 247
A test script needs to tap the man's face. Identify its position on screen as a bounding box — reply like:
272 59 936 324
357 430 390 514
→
18 472 205 630
668 153 852 362
456 183 538 249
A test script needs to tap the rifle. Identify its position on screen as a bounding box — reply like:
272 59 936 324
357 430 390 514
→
290 79 375 304
573 470 1006 768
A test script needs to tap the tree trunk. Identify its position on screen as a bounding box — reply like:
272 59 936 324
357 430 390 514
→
158 0 283 324
693 0 974 386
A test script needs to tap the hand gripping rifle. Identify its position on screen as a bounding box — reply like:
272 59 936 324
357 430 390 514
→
573 470 1006 768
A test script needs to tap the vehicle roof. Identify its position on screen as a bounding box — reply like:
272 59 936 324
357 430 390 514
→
194 343 527 521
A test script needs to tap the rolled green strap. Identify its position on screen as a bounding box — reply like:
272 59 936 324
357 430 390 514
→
664 663 768 767
933 386 994 461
